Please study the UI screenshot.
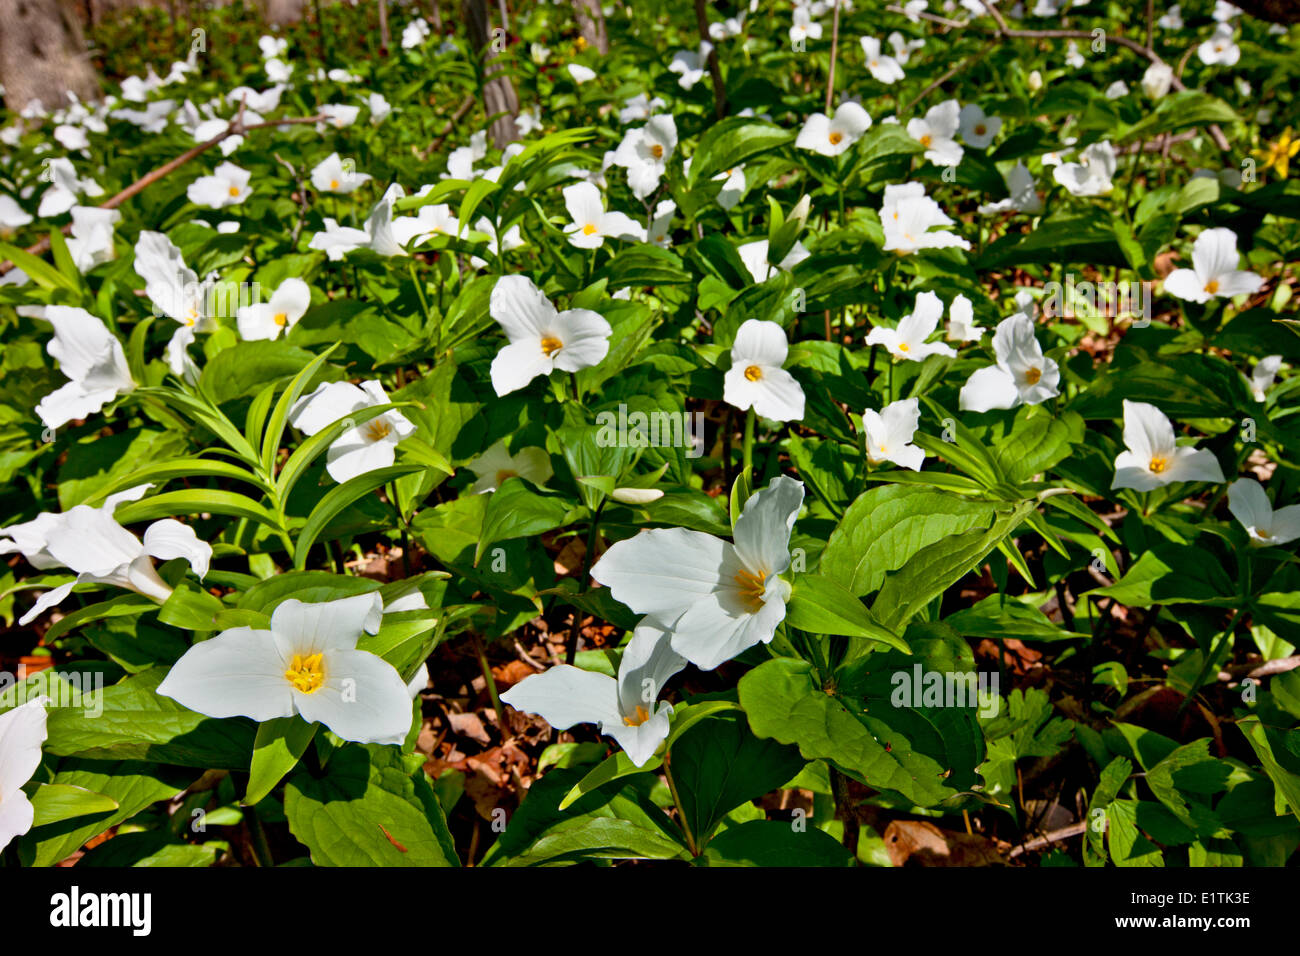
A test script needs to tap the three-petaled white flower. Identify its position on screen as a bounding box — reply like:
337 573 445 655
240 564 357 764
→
862 397 925 471
959 312 1060 412
466 440 554 494
867 291 958 361
1198 23 1240 65
861 37 905 84
500 621 686 767
946 293 986 342
958 103 1001 149
723 319 805 422
1052 141 1117 196
561 181 644 248
310 153 371 194
737 238 810 283
1111 400 1225 491
134 231 216 379
790 7 823 43
1250 355 1282 402
907 100 963 167
1163 228 1263 304
1228 479 1300 547
611 115 677 200
592 476 805 671
488 275 612 397
1 491 210 625
796 102 872 157
237 278 311 341
158 593 415 746
977 162 1043 216
881 182 970 254
187 161 252 208
0 697 50 852
33 306 134 430
289 380 415 483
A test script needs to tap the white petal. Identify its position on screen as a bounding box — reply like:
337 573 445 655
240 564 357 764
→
0 697 49 803
490 275 556 341
143 519 211 579
490 339 554 396
499 664 620 730
1122 400 1175 460
958 365 1019 412
271 592 383 657
156 627 296 722
591 528 730 618
292 649 415 744
733 475 803 576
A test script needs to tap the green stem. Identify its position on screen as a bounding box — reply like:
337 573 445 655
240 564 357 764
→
742 407 756 480
662 751 699 856
470 631 509 733
1178 608 1242 716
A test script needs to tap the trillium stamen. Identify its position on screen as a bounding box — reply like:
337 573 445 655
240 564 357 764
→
829 131 843 145
285 652 325 694
734 567 767 612
273 311 288 326
540 335 563 357
744 364 763 381
364 419 393 442
329 178 340 189
1148 455 1169 474
622 704 651 727
650 143 664 159
919 134 932 147
1204 279 1220 295
227 185 240 197
582 223 598 235
495 469 518 486
1024 366 1042 385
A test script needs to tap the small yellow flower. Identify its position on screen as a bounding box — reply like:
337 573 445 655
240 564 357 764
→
1253 127 1300 179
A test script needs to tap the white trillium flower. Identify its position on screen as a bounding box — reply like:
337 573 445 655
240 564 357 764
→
392 202 461 248
612 115 677 201
958 103 1002 149
1228 479 1300 547
1111 400 1225 491
1214 1 1242 20
487 276 612 397
308 218 373 260
723 319 805 422
266 58 293 83
402 18 431 48
618 93 666 125
134 231 216 379
1250 355 1282 402
259 35 287 59
38 158 103 218
867 291 958 361
907 100 963 167
790 8 823 43
187 161 252 208
881 182 970 254
713 167 746 210
318 104 361 129
1157 4 1183 29
1163 228 1263 304
795 101 872 157
237 278 311 341
862 397 925 471
310 153 371 194
54 123 89 152
1142 62 1174 99
668 46 711 89
4 502 210 626
561 181 645 248
157 594 415 746
466 440 553 494
737 238 810 283
591 476 805 671
0 194 33 229
308 184 409 259
567 64 597 84
648 199 677 247
1198 23 1240 65
500 621 686 767
709 13 746 40
367 92 393 125
0 697 50 852
289 380 415 483
65 206 120 273
959 312 1060 412
33 306 134 430
1105 81 1130 100
861 37 905 84
1065 40 1085 69
946 293 986 342
469 216 525 269
978 162 1043 216
1052 141 1117 196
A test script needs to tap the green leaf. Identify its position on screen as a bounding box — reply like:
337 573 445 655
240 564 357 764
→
1239 718 1300 825
293 464 422 569
699 820 853 866
1089 546 1236 607
246 716 319 805
0 240 79 292
284 745 459 866
688 118 795 186
28 783 120 828
474 478 583 565
785 573 910 652
261 344 339 475
114 488 279 527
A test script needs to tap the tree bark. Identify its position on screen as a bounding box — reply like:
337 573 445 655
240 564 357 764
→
378 0 390 52
264 0 304 25
0 0 100 114
570 0 609 54
462 0 519 147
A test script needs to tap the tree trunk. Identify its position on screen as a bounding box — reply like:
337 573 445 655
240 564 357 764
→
264 0 304 26
0 0 100 114
378 0 390 52
462 0 519 148
570 0 608 54
430 0 442 31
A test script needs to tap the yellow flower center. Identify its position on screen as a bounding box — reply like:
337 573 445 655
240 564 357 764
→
496 469 518 486
919 134 932 147
734 567 767 612
273 311 288 326
1024 366 1042 385
829 131 843 145
540 336 563 357
897 342 910 352
329 178 340 190
744 364 763 381
622 704 651 727
364 419 393 442
284 653 325 694
651 143 664 159
974 124 987 136
1148 455 1169 474
582 223 598 235
1204 279 1220 295
228 185 240 197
